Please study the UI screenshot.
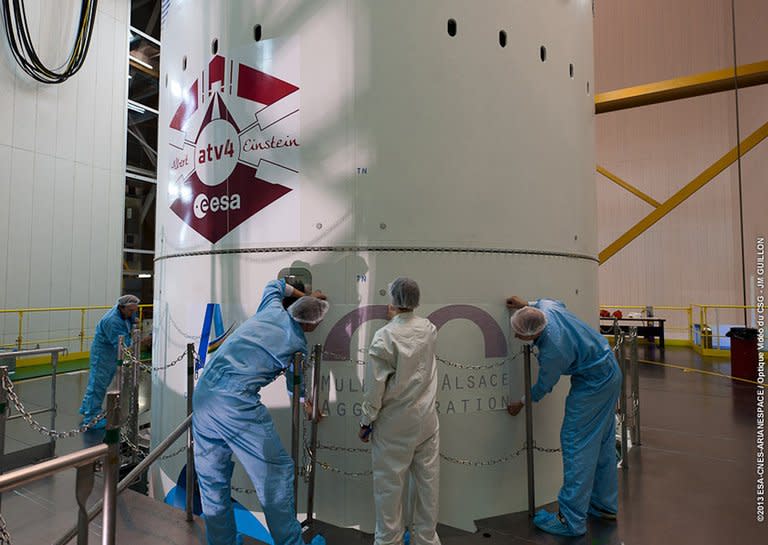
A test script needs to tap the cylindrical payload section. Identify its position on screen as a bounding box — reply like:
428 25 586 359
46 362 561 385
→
153 0 596 532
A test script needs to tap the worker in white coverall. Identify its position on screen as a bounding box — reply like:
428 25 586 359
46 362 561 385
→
359 277 441 545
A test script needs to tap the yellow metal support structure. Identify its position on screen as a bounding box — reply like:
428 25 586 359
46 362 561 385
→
599 120 768 264
595 60 768 114
596 166 661 208
80 309 86 352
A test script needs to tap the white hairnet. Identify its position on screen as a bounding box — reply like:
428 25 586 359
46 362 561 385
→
288 296 330 325
511 306 547 337
388 277 420 309
117 294 140 307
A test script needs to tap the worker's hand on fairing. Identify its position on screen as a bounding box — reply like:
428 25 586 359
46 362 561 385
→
310 290 327 300
507 400 524 416
506 296 527 311
304 399 322 422
358 425 372 443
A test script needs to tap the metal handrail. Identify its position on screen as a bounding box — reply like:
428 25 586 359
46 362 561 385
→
0 444 107 492
0 392 121 545
0 347 65 471
52 414 194 545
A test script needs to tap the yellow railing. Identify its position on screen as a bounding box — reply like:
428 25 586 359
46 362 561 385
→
691 304 758 357
0 304 152 353
601 303 759 357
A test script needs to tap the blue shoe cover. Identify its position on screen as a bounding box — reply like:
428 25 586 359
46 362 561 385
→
533 510 583 537
404 529 410 545
309 534 326 545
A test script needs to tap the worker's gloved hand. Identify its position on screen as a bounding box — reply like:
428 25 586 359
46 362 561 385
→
304 399 323 422
358 424 373 443
507 400 524 416
506 296 527 311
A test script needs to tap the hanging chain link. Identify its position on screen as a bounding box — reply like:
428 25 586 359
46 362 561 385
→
322 347 525 371
159 444 188 461
316 461 373 478
120 430 146 459
0 372 107 437
231 485 259 495
439 445 529 467
0 513 11 545
321 349 367 366
312 441 561 477
317 443 370 454
121 341 191 374
436 347 524 371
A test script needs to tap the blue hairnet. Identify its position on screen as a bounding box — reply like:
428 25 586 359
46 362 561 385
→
388 277 420 310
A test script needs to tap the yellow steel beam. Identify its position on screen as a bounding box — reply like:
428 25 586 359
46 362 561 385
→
599 119 768 264
595 60 768 114
596 165 662 208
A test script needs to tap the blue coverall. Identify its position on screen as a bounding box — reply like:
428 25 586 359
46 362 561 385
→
79 305 134 425
531 299 622 535
192 280 307 545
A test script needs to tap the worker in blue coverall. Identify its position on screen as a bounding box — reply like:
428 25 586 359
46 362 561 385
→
505 296 621 537
79 294 141 429
193 279 329 545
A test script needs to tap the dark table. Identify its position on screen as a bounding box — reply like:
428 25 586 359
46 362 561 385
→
600 317 666 353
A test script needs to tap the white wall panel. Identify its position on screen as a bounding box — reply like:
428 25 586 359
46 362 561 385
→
0 2 129 351
6 149 35 308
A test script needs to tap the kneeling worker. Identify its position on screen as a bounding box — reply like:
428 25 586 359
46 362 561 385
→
505 296 621 537
193 278 329 545
360 277 441 545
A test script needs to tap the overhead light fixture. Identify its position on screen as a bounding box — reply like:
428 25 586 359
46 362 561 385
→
130 55 154 71
138 273 152 279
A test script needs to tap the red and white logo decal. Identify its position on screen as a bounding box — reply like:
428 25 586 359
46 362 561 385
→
168 52 300 243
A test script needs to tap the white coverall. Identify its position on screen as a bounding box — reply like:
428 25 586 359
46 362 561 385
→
362 312 441 545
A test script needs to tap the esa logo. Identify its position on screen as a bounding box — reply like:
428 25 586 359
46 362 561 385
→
193 193 241 219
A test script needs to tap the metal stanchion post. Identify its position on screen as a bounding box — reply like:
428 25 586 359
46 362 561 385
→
115 336 125 415
0 366 8 511
618 333 629 469
290 352 303 516
523 345 535 518
102 391 121 545
305 344 322 526
630 329 641 446
75 463 96 545
50 350 59 456
185 343 195 523
130 328 140 464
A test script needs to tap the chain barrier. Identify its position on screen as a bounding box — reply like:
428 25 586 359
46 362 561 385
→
120 342 191 374
316 461 373 478
0 513 11 545
231 486 259 495
120 430 146 460
0 372 107 438
322 347 525 371
312 441 561 478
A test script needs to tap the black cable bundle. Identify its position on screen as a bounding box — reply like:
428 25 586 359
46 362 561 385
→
1 0 98 84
